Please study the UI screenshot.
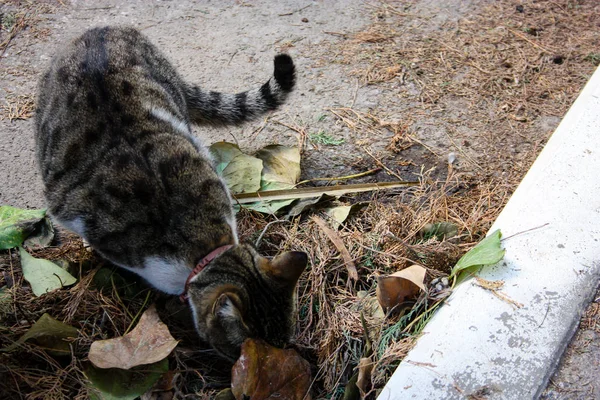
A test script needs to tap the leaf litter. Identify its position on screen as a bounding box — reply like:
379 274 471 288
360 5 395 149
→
1 0 599 398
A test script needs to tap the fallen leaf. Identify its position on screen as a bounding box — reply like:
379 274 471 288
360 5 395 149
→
243 198 296 215
0 206 46 250
450 229 505 279
356 356 374 398
20 247 77 296
255 145 301 189
356 291 385 325
214 389 237 400
88 305 178 370
234 181 416 204
283 194 336 218
311 216 358 281
210 142 244 175
419 222 458 241
86 358 169 400
376 265 427 313
141 370 175 400
324 202 368 229
231 338 312 400
221 153 263 194
342 373 359 400
2 313 78 355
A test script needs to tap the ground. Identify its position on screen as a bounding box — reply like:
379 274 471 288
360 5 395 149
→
1 0 599 398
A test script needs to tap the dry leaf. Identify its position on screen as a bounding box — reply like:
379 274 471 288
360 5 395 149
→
254 144 301 188
356 356 374 398
376 265 427 313
88 305 178 370
233 181 416 204
231 338 312 400
356 291 385 325
311 215 358 281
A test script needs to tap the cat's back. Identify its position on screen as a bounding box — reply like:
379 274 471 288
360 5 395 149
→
35 26 231 273
36 26 187 150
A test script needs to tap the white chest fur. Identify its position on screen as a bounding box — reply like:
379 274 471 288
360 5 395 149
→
119 256 191 295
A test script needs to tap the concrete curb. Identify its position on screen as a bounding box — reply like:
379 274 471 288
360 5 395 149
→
379 65 600 399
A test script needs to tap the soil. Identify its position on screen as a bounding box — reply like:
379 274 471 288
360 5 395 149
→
1 0 599 398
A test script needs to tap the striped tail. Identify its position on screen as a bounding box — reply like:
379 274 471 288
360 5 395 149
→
185 54 295 125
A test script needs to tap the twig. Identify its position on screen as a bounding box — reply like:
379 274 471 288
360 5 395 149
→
474 278 523 309
501 223 550 241
350 78 359 108
354 242 418 265
507 28 555 54
444 128 484 171
278 4 311 16
323 31 349 38
250 117 270 140
255 220 288 247
294 168 381 187
311 216 358 281
405 135 441 157
227 49 238 66
124 290 152 334
362 147 404 181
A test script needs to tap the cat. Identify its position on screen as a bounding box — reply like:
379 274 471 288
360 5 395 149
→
34 26 307 361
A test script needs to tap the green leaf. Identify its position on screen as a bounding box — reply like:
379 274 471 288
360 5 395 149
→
2 313 78 355
0 206 46 250
85 358 169 400
241 145 300 213
221 153 263 194
450 229 505 278
20 247 77 296
255 145 301 189
419 222 458 241
209 142 244 175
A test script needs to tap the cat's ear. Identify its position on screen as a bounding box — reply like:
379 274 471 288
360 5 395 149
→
212 292 244 320
260 251 308 289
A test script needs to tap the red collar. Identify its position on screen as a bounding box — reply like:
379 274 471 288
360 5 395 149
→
180 245 233 302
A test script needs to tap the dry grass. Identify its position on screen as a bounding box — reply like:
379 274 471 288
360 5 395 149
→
0 174 503 399
328 0 600 186
0 93 35 121
1 0 599 399
0 0 58 58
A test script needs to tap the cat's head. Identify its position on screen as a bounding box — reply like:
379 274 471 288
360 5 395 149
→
186 244 307 361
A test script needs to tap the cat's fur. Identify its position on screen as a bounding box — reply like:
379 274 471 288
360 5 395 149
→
34 26 307 360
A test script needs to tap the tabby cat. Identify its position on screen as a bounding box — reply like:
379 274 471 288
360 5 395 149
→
34 26 307 361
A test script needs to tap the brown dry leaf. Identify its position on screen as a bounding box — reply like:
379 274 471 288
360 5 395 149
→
356 356 374 398
88 305 178 369
141 370 176 400
376 265 427 313
231 338 312 400
311 215 358 281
